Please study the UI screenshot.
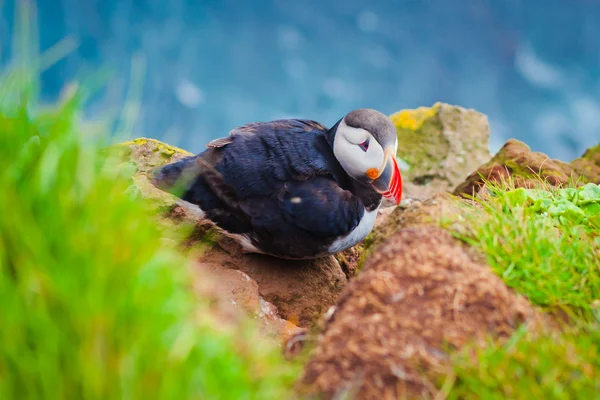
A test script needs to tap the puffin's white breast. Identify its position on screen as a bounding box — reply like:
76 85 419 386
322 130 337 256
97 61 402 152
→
327 207 378 254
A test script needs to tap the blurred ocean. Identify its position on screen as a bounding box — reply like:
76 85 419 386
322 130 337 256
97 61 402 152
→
2 0 600 160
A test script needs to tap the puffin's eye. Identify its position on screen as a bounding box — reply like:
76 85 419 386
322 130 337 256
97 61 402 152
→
358 139 369 152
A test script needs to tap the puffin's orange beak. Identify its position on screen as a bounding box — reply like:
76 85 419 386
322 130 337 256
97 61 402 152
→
370 149 403 205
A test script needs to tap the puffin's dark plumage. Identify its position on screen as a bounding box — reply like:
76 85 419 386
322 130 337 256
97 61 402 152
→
151 110 402 259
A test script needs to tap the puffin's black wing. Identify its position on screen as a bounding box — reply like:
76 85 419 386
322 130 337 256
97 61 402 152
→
235 176 363 258
274 177 362 237
153 118 363 256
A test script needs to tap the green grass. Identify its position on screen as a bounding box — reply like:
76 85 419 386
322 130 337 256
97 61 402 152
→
444 323 600 399
440 180 600 398
0 10 299 399
457 181 600 319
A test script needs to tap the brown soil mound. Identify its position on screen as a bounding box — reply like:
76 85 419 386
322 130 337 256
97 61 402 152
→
300 226 539 399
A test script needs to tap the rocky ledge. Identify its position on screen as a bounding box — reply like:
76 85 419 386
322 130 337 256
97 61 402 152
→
111 102 599 399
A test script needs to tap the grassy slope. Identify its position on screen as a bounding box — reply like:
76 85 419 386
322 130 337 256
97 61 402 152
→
3 5 599 398
442 181 600 399
3 68 598 400
0 47 298 400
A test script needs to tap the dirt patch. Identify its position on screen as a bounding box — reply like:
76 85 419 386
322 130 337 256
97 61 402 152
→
299 226 541 399
197 233 347 328
193 261 301 342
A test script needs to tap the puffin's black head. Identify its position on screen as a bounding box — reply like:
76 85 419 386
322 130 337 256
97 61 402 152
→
330 108 402 204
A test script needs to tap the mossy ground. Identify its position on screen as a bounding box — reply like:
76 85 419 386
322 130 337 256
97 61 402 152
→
456 181 599 318
571 143 600 183
443 323 600 399
441 179 600 398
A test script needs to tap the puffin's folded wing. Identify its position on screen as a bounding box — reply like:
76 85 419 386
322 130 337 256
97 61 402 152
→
206 118 329 149
276 177 363 238
228 119 328 137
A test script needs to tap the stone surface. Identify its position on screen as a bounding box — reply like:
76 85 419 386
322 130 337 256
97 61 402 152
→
454 139 600 198
299 226 541 400
570 143 600 184
362 192 476 258
196 233 347 328
389 102 492 200
194 262 300 341
110 138 348 330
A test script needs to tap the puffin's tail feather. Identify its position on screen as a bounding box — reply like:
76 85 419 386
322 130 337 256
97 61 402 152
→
149 155 200 196
150 154 250 228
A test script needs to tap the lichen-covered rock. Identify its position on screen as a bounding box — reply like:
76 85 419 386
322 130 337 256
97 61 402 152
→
107 138 197 223
109 137 348 330
453 139 590 197
299 226 541 400
389 102 492 200
570 143 600 184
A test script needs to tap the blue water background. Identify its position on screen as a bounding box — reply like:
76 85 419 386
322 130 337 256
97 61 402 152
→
1 0 600 161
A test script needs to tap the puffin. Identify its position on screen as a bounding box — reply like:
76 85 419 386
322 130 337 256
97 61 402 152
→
150 108 402 260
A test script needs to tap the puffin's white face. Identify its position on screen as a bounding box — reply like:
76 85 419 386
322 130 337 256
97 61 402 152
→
332 110 402 205
333 119 388 179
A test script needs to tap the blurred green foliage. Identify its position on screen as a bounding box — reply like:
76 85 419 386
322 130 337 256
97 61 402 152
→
446 323 600 399
0 5 299 399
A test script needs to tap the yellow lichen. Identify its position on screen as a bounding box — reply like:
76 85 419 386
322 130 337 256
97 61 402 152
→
119 137 193 156
389 103 440 131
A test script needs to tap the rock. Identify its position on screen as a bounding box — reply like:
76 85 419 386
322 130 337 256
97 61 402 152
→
109 138 348 330
570 143 600 184
108 138 199 228
454 139 600 198
335 246 362 280
196 234 347 328
299 226 541 400
362 192 475 258
194 262 300 342
389 102 492 200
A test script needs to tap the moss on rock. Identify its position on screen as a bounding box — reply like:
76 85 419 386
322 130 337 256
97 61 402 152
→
571 143 600 183
453 139 596 198
389 102 491 200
